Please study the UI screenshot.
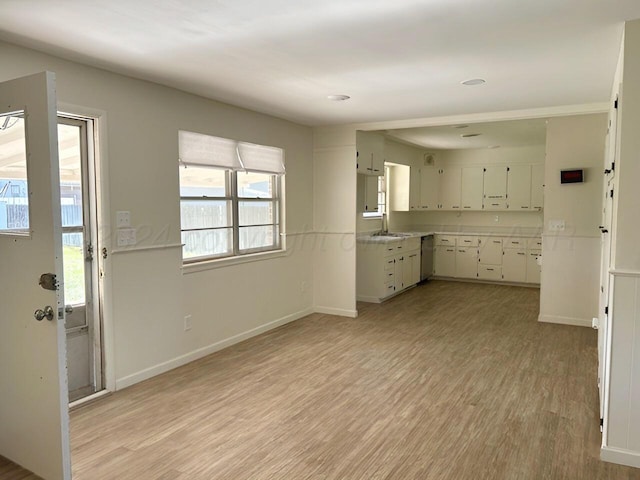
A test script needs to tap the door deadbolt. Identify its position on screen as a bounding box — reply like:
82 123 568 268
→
34 306 55 321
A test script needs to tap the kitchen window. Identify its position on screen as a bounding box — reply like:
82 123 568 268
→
178 131 284 263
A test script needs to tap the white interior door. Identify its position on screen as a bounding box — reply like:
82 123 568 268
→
0 72 71 479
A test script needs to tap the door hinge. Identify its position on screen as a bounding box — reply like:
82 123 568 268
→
86 241 94 261
614 98 618 109
610 188 614 198
605 306 608 315
611 161 615 171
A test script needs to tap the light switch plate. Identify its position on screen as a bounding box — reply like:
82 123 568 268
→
117 228 136 247
116 211 131 228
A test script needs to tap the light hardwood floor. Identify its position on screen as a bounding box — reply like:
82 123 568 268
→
3 281 640 479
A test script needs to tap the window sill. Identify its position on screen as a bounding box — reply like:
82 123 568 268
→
181 248 287 275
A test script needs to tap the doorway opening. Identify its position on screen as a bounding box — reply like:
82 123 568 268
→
58 114 104 402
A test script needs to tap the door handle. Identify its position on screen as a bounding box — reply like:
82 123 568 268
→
34 306 54 321
65 305 74 314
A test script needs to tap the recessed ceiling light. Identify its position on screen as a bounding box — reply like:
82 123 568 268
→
461 133 481 138
461 78 486 86
327 94 350 101
452 124 469 129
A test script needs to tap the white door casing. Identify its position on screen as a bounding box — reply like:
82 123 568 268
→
0 72 71 479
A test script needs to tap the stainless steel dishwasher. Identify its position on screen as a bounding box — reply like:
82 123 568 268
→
420 235 434 281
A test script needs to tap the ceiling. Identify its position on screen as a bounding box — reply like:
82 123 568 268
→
384 118 548 150
1 1 639 126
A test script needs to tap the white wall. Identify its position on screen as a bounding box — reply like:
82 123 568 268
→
0 41 315 388
602 19 640 469
539 113 607 327
313 127 358 317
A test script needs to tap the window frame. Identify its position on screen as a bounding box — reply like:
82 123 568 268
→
180 166 283 264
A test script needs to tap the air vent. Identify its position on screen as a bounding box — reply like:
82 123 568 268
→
424 153 435 166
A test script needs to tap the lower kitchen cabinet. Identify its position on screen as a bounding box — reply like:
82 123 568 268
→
502 248 527 282
526 250 542 284
434 245 456 277
456 247 478 278
357 237 421 303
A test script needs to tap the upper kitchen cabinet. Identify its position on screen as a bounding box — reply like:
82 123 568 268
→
389 164 420 211
530 163 544 210
461 167 484 210
439 167 462 210
507 165 532 210
483 166 508 210
419 166 439 209
363 175 379 212
356 130 385 175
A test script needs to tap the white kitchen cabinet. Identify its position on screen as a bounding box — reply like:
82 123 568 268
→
478 237 503 265
356 130 384 175
434 245 456 277
531 163 544 210
507 165 532 210
419 166 439 209
478 237 503 280
478 265 502 281
526 250 542 284
483 166 508 210
502 248 527 282
406 251 421 287
389 164 420 211
456 246 479 279
363 175 379 212
357 236 421 302
439 167 462 209
461 167 484 210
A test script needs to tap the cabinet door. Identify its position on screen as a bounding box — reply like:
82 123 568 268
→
389 164 410 211
404 252 418 288
461 167 484 210
483 166 508 210
502 249 527 282
526 251 541 284
419 166 439 209
356 131 372 174
478 237 503 265
531 164 544 210
478 265 502 281
370 132 385 175
409 252 421 285
435 246 456 277
394 254 405 291
439 167 461 210
507 165 531 210
409 166 421 210
363 175 379 212
456 247 478 278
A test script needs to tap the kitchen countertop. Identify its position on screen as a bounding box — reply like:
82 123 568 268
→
357 230 542 244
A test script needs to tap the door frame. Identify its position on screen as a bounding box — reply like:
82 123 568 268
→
59 102 115 394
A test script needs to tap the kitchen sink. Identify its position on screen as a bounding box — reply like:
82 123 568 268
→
371 232 413 238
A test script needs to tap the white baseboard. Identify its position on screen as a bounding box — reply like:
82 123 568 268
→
601 446 640 468
115 307 314 390
356 295 381 303
538 314 592 328
314 306 359 318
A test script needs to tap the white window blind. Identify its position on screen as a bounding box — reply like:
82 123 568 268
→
178 130 284 174
237 142 285 175
178 130 242 170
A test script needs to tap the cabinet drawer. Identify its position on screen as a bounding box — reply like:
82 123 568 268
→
435 235 457 246
504 238 526 249
458 236 479 247
478 265 502 281
384 258 395 271
527 238 543 250
383 243 402 255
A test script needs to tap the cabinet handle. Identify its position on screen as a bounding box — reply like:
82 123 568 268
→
463 206 471 209
518 252 525 256
493 241 501 244
486 268 494 271
512 241 519 244
452 206 460 209
521 206 529 209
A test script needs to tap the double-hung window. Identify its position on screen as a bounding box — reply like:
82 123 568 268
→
178 131 284 263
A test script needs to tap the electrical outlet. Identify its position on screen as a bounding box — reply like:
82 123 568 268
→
549 219 565 231
116 211 131 228
494 215 499 223
184 315 192 331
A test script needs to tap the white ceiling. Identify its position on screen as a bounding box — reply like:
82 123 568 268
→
385 118 548 150
0 1 639 126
